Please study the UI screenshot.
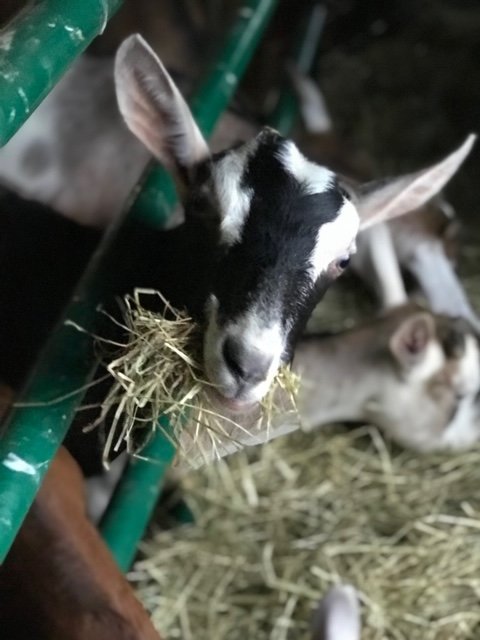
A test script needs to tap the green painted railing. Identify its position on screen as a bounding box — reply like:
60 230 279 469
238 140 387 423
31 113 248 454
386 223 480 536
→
100 3 328 572
0 0 279 564
0 0 123 146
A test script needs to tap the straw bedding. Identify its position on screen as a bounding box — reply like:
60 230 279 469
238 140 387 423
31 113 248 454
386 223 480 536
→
132 427 480 640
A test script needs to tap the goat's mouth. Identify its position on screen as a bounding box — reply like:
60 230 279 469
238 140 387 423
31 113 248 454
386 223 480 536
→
208 386 258 415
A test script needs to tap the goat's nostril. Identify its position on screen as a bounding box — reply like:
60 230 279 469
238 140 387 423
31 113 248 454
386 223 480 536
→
223 337 245 379
222 337 272 384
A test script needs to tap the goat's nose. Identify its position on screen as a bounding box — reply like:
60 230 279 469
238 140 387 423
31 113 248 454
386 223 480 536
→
223 336 272 384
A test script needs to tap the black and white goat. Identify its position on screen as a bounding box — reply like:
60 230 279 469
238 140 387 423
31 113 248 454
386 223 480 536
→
113 35 479 411
0 34 474 413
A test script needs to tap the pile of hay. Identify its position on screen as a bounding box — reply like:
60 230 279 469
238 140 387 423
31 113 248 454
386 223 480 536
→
89 289 299 466
132 426 480 640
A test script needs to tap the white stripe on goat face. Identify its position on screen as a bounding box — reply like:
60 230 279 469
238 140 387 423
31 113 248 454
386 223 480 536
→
277 139 335 195
453 333 480 396
277 141 359 280
439 335 480 449
212 139 256 246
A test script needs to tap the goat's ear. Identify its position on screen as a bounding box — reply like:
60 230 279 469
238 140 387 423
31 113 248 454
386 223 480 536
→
347 134 476 230
311 585 361 640
114 34 210 190
389 312 436 370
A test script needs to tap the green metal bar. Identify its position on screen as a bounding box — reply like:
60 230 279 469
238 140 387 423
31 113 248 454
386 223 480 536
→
100 2 326 572
0 0 278 565
0 0 123 146
100 419 176 568
0 238 127 562
270 3 327 136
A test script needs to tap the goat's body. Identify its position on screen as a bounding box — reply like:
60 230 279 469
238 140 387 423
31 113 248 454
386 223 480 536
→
0 56 149 227
0 192 100 388
0 53 256 229
294 311 480 453
0 446 161 640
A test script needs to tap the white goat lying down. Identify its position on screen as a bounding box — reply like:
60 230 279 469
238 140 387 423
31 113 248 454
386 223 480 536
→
290 69 480 332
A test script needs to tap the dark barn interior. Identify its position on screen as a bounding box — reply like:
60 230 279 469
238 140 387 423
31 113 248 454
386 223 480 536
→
0 1 479 639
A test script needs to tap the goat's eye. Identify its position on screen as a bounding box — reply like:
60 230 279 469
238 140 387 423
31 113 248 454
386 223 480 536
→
337 256 351 270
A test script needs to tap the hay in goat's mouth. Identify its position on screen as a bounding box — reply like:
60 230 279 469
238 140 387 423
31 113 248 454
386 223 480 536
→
89 289 299 466
132 427 480 640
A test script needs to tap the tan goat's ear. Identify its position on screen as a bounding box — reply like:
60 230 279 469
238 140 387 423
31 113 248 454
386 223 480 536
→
389 312 436 371
345 134 476 230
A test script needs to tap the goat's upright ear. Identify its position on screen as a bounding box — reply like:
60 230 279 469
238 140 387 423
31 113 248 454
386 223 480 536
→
114 34 210 192
389 312 436 371
311 585 361 640
347 134 476 230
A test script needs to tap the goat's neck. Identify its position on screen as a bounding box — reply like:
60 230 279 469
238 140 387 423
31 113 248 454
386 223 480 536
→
292 328 379 428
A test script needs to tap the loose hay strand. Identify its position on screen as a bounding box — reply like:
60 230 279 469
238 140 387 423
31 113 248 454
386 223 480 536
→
91 289 300 467
132 427 480 640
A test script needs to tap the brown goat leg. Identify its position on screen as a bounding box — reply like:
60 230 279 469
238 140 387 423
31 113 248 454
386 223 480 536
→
0 446 161 640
